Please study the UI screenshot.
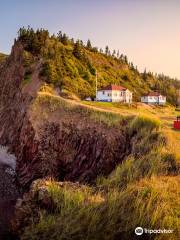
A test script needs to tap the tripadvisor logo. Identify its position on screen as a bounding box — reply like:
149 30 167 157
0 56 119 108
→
135 227 143 235
135 227 174 236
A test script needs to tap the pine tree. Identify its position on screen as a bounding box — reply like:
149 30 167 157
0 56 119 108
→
112 50 116 57
80 40 84 46
70 38 74 44
130 62 135 71
57 31 62 41
117 50 120 58
61 33 68 45
105 46 109 55
142 68 147 80
73 40 83 59
124 55 128 64
99 48 103 53
86 39 92 49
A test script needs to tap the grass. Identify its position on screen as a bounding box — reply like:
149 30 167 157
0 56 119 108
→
97 114 179 190
21 176 180 240
128 114 161 135
20 93 179 240
107 176 180 240
82 100 180 150
32 91 124 127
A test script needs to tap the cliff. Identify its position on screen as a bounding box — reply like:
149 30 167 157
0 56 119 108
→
0 39 179 239
0 41 130 189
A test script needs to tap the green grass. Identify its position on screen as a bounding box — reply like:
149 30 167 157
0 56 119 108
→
97 114 179 190
21 176 180 240
21 93 179 240
33 92 124 127
128 114 161 135
82 100 180 149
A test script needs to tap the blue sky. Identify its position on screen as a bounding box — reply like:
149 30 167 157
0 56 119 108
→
0 0 180 78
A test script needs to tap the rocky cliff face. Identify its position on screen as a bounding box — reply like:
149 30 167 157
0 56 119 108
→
0 41 130 190
15 114 129 188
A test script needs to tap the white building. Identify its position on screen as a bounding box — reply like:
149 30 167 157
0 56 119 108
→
96 85 132 103
141 92 166 105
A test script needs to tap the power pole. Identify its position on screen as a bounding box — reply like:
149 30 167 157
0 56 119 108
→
95 70 98 101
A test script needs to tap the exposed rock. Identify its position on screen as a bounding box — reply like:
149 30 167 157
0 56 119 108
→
0 41 130 190
0 164 19 239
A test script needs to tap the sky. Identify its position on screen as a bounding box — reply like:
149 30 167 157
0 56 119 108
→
0 0 180 79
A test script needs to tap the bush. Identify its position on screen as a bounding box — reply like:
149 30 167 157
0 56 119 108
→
128 114 161 136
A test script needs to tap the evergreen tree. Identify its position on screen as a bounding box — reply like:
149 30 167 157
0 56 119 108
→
80 40 84 46
117 50 120 58
70 38 74 44
130 62 135 71
112 50 116 57
86 39 92 49
92 47 98 53
142 68 147 80
124 55 128 64
120 54 124 59
57 31 62 41
73 40 83 59
105 46 109 55
61 33 68 45
99 48 103 53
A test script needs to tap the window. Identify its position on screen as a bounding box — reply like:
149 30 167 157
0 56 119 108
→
102 91 105 95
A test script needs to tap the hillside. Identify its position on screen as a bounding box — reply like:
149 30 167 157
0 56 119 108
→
17 27 180 105
0 53 8 63
0 29 179 239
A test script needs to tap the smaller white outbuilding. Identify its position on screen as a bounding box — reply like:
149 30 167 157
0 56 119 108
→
141 92 166 105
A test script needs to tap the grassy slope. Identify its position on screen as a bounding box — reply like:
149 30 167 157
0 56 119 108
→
43 43 179 103
18 28 180 104
13 29 180 238
21 176 180 240
18 89 180 240
82 101 180 154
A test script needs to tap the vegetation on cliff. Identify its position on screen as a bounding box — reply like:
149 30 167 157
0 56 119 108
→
0 53 8 64
12 92 179 240
0 28 179 239
17 27 180 104
13 176 179 240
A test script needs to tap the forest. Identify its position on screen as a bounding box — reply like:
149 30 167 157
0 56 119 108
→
17 27 180 105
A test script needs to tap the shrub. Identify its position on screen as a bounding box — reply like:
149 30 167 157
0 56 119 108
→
128 114 161 136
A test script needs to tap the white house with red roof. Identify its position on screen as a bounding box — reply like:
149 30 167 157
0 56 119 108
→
141 92 166 105
96 84 132 103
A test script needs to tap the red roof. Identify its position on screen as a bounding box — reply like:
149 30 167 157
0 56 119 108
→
99 84 127 91
146 92 164 97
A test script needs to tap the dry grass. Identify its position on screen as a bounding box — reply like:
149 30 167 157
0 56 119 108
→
82 101 180 153
32 91 124 127
21 93 180 240
21 176 180 240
